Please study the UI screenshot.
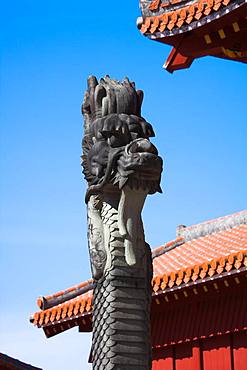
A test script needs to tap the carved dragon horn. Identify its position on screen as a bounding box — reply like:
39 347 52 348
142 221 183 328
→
82 75 144 127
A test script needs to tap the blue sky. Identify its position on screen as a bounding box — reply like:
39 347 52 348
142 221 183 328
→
1 1 247 369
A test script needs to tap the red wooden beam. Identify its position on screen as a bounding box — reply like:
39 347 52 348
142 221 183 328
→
164 47 194 73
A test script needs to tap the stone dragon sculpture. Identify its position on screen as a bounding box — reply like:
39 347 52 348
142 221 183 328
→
81 75 163 370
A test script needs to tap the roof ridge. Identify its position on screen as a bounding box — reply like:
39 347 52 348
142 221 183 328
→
152 237 184 258
152 210 247 259
177 210 247 242
37 279 94 310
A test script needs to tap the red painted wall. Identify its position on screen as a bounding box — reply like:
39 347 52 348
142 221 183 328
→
151 276 247 369
175 342 200 370
152 332 247 370
233 331 247 370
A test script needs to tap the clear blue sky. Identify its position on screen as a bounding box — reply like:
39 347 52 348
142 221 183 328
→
1 1 246 369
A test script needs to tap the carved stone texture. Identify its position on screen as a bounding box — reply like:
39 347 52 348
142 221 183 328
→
82 76 163 370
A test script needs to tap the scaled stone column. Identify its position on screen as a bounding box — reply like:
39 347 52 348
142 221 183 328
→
81 75 163 370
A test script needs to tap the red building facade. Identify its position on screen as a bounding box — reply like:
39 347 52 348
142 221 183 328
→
152 273 246 369
31 210 247 369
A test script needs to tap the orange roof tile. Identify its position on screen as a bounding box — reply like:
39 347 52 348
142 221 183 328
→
153 224 247 276
32 291 93 327
140 0 237 34
30 210 247 331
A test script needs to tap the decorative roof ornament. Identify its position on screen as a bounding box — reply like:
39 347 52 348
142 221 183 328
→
81 75 163 369
138 0 247 72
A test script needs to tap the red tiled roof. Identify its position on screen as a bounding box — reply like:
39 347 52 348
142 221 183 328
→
139 0 247 72
33 290 93 327
153 224 247 276
31 210 247 331
140 0 235 34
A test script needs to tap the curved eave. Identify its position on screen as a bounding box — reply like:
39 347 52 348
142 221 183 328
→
140 0 246 38
30 211 247 337
31 250 247 337
35 264 247 339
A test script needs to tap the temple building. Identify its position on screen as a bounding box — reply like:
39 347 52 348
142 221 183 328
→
30 210 247 369
0 353 42 370
138 0 247 72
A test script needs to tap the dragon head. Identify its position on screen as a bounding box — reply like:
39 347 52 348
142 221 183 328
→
82 76 163 277
82 75 163 201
